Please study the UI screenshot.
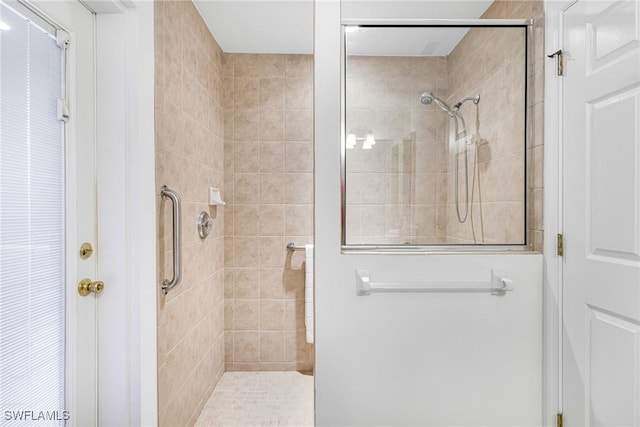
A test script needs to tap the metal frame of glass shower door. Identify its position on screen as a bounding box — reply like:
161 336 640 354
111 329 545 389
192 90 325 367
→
339 18 534 253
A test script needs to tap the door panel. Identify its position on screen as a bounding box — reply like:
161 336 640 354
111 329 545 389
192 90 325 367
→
562 1 640 426
587 307 639 426
27 1 97 424
588 88 639 263
0 1 96 425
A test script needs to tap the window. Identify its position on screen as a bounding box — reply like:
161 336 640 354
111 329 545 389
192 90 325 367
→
0 2 66 420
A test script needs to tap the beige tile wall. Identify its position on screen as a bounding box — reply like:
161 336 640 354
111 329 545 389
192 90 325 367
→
155 1 225 426
223 53 314 372
445 0 544 249
529 0 546 252
345 56 449 244
445 26 527 244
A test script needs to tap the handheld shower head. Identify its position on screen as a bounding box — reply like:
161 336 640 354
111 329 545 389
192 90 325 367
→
420 92 435 105
420 92 453 115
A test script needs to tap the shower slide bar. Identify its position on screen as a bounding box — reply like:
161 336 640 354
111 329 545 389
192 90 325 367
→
356 269 513 296
160 185 182 294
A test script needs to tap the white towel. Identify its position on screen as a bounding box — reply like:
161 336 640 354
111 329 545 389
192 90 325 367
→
304 244 314 344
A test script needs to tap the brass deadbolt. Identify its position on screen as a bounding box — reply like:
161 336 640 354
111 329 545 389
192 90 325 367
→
79 242 93 259
78 278 104 296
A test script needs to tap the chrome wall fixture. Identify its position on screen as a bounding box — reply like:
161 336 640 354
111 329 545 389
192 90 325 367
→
286 242 306 251
161 185 182 294
197 211 214 239
420 91 481 224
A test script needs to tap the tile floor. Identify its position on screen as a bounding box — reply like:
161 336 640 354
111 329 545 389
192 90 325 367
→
195 371 314 427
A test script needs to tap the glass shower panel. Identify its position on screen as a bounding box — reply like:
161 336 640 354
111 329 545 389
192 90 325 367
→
343 25 528 247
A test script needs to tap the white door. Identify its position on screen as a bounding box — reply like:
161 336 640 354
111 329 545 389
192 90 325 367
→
0 1 98 425
562 0 640 426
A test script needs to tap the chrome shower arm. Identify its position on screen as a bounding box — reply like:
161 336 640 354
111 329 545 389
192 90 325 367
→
453 94 480 110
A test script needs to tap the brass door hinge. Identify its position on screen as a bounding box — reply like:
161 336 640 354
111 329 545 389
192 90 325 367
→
557 233 564 256
557 413 563 427
548 49 564 76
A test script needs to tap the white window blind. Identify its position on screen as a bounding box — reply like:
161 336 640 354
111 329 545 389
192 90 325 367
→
0 2 66 425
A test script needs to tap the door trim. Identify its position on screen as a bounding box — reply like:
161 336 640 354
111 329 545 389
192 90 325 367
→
542 1 578 426
543 5 562 426
543 1 568 426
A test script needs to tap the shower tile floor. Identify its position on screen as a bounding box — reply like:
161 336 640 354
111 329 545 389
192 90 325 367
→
195 371 314 427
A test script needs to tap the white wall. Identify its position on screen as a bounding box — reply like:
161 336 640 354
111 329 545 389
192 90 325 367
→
314 1 543 425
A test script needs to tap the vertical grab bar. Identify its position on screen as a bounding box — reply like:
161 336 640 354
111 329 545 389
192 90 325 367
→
160 185 182 294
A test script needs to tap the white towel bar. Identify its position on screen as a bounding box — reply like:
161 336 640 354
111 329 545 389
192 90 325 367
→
356 269 514 296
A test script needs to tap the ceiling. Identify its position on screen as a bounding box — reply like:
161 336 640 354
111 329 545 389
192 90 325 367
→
347 27 471 57
193 0 493 55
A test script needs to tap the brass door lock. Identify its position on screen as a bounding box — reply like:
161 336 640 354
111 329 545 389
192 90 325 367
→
78 278 104 296
79 242 93 259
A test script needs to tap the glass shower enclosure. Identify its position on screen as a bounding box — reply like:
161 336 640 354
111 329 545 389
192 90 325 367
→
342 24 529 248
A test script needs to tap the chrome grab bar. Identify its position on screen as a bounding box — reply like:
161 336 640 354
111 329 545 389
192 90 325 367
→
161 185 182 294
286 242 306 251
356 269 513 296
